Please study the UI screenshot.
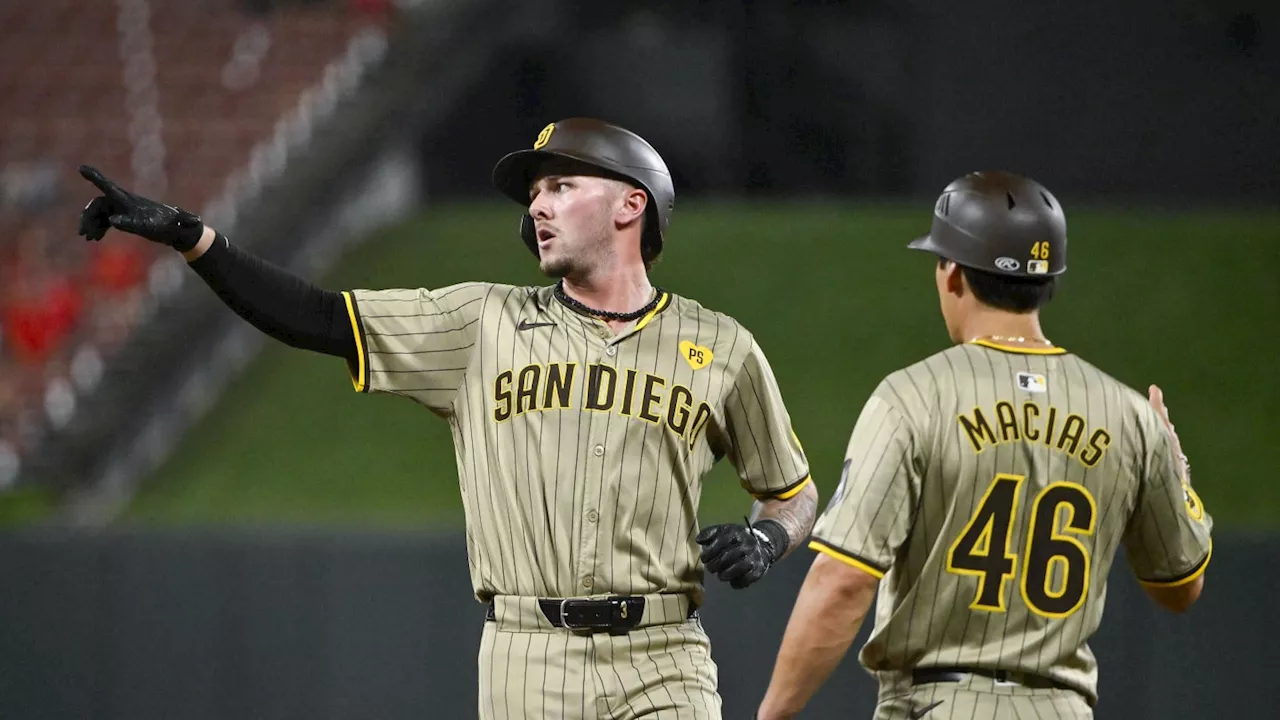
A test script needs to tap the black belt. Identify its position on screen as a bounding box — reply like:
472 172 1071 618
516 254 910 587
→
912 666 1090 705
485 595 694 635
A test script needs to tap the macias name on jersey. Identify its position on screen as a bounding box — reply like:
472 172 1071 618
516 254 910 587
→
493 362 715 448
958 401 1112 468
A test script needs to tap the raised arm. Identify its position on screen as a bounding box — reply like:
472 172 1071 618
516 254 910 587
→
1125 385 1212 614
78 165 356 362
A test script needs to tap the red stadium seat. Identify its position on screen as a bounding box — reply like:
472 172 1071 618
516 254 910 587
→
0 0 387 482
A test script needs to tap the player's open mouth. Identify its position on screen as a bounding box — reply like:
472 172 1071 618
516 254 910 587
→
536 227 557 244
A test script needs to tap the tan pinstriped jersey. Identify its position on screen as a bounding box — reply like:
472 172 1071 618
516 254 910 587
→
341 282 810 609
810 340 1213 704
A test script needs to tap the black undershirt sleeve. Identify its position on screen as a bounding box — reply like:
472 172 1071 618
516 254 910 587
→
186 234 357 363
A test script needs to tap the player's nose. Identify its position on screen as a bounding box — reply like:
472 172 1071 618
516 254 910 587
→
528 191 553 220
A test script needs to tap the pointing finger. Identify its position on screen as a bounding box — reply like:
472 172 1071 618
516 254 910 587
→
79 165 130 203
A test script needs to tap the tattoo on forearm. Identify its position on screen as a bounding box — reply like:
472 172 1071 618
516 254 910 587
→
753 484 819 557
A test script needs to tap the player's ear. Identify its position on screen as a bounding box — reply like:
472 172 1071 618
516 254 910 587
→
945 261 966 297
616 184 648 227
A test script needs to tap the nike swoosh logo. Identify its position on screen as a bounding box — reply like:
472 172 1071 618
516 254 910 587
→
908 700 945 719
517 320 556 331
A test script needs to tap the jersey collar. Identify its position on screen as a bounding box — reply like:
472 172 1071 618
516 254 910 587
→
549 288 674 342
631 291 672 333
968 339 1068 355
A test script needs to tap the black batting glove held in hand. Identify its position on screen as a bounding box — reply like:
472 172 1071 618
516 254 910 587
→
696 518 789 590
78 165 204 251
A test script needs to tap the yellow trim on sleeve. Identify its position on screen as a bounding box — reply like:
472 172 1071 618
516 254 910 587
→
1137 541 1212 588
809 539 886 579
343 291 367 393
968 339 1067 355
632 292 671 333
774 475 813 501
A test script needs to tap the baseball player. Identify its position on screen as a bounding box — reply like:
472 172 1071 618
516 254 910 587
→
77 117 819 719
755 171 1212 719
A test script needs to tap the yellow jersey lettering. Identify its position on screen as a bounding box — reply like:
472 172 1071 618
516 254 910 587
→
667 385 693 436
687 403 713 449
1057 414 1086 455
543 362 576 410
960 401 1112 467
995 401 1021 442
1022 401 1041 442
492 363 713 446
959 407 998 453
619 368 639 417
1043 406 1059 447
515 364 541 415
1079 428 1111 468
584 364 618 412
638 373 666 424
493 370 514 422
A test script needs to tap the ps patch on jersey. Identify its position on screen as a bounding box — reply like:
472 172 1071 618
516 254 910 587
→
1016 372 1046 393
679 341 714 370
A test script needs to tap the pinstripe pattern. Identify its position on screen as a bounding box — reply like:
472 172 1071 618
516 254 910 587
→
813 342 1213 708
872 679 1093 719
344 282 806 718
346 283 806 603
479 619 719 720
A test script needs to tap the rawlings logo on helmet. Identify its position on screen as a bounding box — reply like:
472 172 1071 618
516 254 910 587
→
994 257 1021 271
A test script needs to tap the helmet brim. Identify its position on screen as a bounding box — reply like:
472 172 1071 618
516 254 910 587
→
907 234 942 255
492 148 635 207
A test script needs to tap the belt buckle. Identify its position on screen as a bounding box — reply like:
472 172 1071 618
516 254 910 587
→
559 598 585 630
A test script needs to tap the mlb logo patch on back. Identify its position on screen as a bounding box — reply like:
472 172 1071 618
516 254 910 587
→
1017 372 1047 393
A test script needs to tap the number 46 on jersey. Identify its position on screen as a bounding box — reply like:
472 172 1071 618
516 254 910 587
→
947 474 1096 619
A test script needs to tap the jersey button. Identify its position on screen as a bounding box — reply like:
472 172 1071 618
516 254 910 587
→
593 445 605 457
605 346 617 357
586 509 598 523
581 576 594 590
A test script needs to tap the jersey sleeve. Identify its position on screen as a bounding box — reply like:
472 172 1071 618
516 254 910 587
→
1122 417 1213 586
809 387 920 579
720 337 810 500
342 282 489 413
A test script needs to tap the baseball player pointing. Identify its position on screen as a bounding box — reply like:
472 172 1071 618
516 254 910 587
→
756 171 1212 719
78 118 819 719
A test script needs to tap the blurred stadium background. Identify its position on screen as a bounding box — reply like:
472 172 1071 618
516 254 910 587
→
0 0 1276 718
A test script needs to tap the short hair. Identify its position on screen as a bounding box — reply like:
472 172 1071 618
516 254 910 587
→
939 258 1057 312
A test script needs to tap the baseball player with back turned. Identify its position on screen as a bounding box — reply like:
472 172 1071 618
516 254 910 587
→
755 171 1212 719
76 117 820 719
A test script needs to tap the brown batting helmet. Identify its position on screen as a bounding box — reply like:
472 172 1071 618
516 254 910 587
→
908 171 1067 277
492 118 674 264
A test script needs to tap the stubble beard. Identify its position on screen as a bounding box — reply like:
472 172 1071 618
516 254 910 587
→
540 255 573 279
538 212 615 281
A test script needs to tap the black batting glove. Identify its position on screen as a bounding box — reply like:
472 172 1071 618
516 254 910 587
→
696 518 789 590
78 165 205 251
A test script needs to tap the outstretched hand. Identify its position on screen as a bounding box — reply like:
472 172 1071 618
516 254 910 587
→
1149 384 1189 481
78 165 205 251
